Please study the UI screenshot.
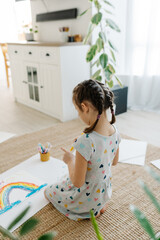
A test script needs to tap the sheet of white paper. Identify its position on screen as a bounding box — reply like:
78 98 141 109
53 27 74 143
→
151 159 160 170
0 171 47 216
119 139 147 166
0 132 15 143
0 154 68 232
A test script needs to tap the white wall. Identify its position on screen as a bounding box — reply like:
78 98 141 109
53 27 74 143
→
30 0 91 42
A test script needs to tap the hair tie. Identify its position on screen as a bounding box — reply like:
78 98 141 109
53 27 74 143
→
97 114 101 119
111 110 114 115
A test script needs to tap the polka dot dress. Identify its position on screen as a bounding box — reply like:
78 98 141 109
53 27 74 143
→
45 124 121 221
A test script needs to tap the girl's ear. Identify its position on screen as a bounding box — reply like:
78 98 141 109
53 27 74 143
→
81 102 89 113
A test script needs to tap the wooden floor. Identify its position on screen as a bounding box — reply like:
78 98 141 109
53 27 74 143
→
0 78 160 147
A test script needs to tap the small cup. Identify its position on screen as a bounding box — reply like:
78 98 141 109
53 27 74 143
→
60 32 68 42
68 35 74 42
40 152 50 162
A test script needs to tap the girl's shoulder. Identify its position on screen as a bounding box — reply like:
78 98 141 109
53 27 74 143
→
90 124 121 144
73 132 93 144
72 133 94 161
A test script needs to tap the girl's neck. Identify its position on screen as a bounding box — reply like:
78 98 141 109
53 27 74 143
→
93 111 115 136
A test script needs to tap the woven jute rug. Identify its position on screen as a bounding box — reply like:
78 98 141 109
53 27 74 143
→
0 119 160 240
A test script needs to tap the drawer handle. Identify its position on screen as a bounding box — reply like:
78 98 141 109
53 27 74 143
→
46 53 50 57
40 86 44 88
23 81 28 84
29 52 32 55
15 51 18 54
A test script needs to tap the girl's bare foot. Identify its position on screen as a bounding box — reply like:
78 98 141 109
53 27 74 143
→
100 203 109 214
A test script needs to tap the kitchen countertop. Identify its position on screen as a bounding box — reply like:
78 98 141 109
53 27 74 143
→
7 41 86 47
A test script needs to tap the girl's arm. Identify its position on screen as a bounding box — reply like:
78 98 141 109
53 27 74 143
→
112 148 119 166
61 148 87 188
73 151 87 188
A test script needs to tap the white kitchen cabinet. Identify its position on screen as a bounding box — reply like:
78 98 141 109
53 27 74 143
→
8 43 90 122
10 60 28 102
39 64 62 118
23 62 42 109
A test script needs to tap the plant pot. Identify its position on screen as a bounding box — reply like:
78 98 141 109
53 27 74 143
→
112 85 128 115
25 33 34 41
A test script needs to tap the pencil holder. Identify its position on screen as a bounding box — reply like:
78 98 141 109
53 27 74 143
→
40 152 50 162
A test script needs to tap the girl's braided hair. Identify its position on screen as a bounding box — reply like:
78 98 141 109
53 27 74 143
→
72 79 116 133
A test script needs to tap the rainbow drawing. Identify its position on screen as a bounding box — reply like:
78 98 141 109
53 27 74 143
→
0 181 47 215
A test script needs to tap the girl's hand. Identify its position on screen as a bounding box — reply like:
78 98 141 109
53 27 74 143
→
61 148 75 164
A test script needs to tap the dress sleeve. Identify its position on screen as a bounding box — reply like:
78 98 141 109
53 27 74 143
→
113 124 121 145
72 133 93 161
117 131 121 144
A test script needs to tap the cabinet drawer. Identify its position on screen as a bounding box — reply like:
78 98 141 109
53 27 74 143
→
8 45 23 58
39 47 60 65
23 46 39 61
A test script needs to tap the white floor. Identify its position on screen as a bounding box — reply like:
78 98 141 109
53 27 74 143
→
0 68 160 147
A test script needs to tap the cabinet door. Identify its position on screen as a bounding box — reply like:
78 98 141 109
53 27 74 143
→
10 60 28 102
40 64 62 118
23 62 41 108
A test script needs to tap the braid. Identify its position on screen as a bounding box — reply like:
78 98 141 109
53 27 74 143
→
96 82 116 124
72 79 116 133
73 79 105 133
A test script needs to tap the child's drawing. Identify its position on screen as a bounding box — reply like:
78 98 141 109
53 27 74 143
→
0 171 47 215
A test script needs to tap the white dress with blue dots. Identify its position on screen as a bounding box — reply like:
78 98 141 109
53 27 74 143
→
45 124 121 221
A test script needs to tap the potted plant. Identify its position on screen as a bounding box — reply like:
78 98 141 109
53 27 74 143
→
80 0 128 115
23 25 34 41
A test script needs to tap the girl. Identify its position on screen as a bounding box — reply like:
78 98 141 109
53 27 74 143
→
44 79 121 221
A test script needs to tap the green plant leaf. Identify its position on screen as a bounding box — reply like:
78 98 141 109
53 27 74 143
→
107 80 114 88
108 64 115 74
95 76 102 81
110 49 116 62
104 66 112 81
99 32 106 43
83 23 94 44
38 232 57 240
79 8 91 17
7 206 30 231
94 0 101 10
130 205 156 240
20 218 39 236
91 12 102 25
108 40 117 52
115 76 123 87
90 210 104 240
92 69 101 79
96 38 104 52
103 0 115 8
145 166 160 183
106 19 120 32
86 45 97 62
99 53 108 68
0 225 18 240
91 59 100 67
103 9 112 15
139 180 160 212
